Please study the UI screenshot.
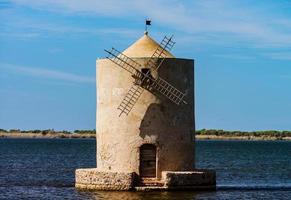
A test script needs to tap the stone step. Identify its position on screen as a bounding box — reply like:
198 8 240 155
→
139 178 165 187
135 186 166 191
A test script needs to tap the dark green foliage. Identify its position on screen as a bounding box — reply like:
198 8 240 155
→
9 129 21 133
61 130 71 134
42 129 55 135
1 128 96 135
196 129 291 137
31 130 42 133
74 129 96 134
1 128 290 138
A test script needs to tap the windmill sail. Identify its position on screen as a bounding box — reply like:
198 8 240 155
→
104 34 186 117
105 47 141 75
145 35 175 71
151 76 186 105
105 47 146 116
117 85 144 116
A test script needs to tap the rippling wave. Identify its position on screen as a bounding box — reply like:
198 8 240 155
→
0 139 290 199
218 184 291 191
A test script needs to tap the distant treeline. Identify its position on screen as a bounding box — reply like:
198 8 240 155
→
0 129 96 135
196 129 291 137
1 128 291 138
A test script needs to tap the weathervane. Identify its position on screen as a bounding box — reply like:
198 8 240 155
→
145 19 151 34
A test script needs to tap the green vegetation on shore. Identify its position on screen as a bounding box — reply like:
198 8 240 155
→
0 128 290 140
0 128 95 135
196 129 291 138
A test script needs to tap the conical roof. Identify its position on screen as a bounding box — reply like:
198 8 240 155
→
122 33 174 58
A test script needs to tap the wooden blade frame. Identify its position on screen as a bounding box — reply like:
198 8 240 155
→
105 48 146 116
105 35 187 117
144 35 175 71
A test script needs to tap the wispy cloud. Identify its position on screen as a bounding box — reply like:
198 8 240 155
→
266 52 291 61
0 17 140 39
10 0 136 16
0 63 95 83
8 0 291 48
0 1 13 9
213 54 254 60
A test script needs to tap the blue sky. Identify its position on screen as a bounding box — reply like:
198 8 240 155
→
1 0 291 131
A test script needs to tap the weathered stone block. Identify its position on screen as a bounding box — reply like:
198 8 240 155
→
162 170 216 190
75 168 134 191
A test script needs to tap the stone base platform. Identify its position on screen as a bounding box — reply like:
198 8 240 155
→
75 168 216 191
75 169 134 190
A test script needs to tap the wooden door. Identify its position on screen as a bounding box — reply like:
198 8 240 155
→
140 144 156 178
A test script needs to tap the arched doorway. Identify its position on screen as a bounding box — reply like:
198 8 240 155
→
139 144 157 178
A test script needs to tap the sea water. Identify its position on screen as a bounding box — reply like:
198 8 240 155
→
0 139 290 199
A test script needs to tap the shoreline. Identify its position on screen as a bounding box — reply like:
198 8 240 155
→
196 135 291 141
0 132 95 139
0 132 290 141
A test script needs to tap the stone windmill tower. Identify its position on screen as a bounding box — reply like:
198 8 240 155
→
75 24 215 191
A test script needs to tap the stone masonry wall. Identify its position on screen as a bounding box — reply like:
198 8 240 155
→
75 168 134 191
162 170 216 189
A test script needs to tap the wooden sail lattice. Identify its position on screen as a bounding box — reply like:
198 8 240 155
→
105 47 141 75
117 84 144 116
145 35 175 71
105 35 186 116
151 77 186 105
117 73 185 116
